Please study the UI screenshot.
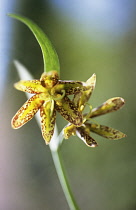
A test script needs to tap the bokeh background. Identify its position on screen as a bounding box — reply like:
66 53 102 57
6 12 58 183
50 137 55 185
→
1 0 136 209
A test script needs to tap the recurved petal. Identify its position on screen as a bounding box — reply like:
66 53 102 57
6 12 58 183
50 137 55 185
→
90 97 125 118
11 94 44 129
76 126 98 147
40 100 56 144
86 122 126 140
63 123 76 139
55 96 83 126
14 80 46 94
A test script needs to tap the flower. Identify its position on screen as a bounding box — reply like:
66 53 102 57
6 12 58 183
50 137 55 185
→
11 70 92 144
63 74 126 147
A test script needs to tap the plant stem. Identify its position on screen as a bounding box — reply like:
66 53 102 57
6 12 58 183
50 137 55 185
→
51 148 80 210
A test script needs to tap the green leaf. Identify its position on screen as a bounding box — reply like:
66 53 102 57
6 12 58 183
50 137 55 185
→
8 13 60 74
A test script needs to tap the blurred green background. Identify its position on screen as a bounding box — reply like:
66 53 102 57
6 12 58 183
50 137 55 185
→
1 0 136 209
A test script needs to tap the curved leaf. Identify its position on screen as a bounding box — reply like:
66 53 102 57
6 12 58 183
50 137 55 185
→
8 13 60 74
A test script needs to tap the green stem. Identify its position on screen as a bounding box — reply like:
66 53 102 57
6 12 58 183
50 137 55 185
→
51 149 80 210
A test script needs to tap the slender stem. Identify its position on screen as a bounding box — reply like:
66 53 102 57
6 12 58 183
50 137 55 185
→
51 148 80 210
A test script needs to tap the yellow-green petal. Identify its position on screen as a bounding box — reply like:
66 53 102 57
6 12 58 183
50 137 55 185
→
40 100 56 144
76 126 98 147
63 124 76 139
55 80 91 95
11 94 44 129
86 123 126 140
55 96 83 126
74 74 96 111
14 80 46 94
90 97 125 118
86 73 96 87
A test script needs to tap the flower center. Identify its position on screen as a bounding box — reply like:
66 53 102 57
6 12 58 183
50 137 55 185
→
51 89 65 100
39 89 66 101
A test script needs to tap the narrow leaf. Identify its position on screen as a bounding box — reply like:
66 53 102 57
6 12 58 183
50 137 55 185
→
8 13 60 74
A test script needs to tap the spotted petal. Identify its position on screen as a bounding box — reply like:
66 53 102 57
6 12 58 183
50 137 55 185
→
86 123 126 140
40 100 56 144
76 126 98 147
90 97 125 118
53 80 92 96
74 74 96 111
63 124 76 139
14 80 46 94
11 94 44 129
55 96 83 126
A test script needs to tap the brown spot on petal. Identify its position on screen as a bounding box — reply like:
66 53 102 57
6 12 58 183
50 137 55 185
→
40 100 56 144
76 126 98 147
63 124 76 139
90 97 125 118
11 94 44 129
57 80 92 95
55 96 83 126
73 74 96 111
86 122 126 140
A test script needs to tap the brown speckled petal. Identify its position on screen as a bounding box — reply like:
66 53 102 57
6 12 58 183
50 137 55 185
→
54 80 91 95
40 100 56 144
14 80 46 94
86 122 126 140
76 126 98 147
55 96 83 126
11 94 44 129
63 123 76 139
90 97 125 118
73 74 96 111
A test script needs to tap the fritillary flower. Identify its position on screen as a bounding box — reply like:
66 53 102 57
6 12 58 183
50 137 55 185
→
63 74 126 147
11 70 92 144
